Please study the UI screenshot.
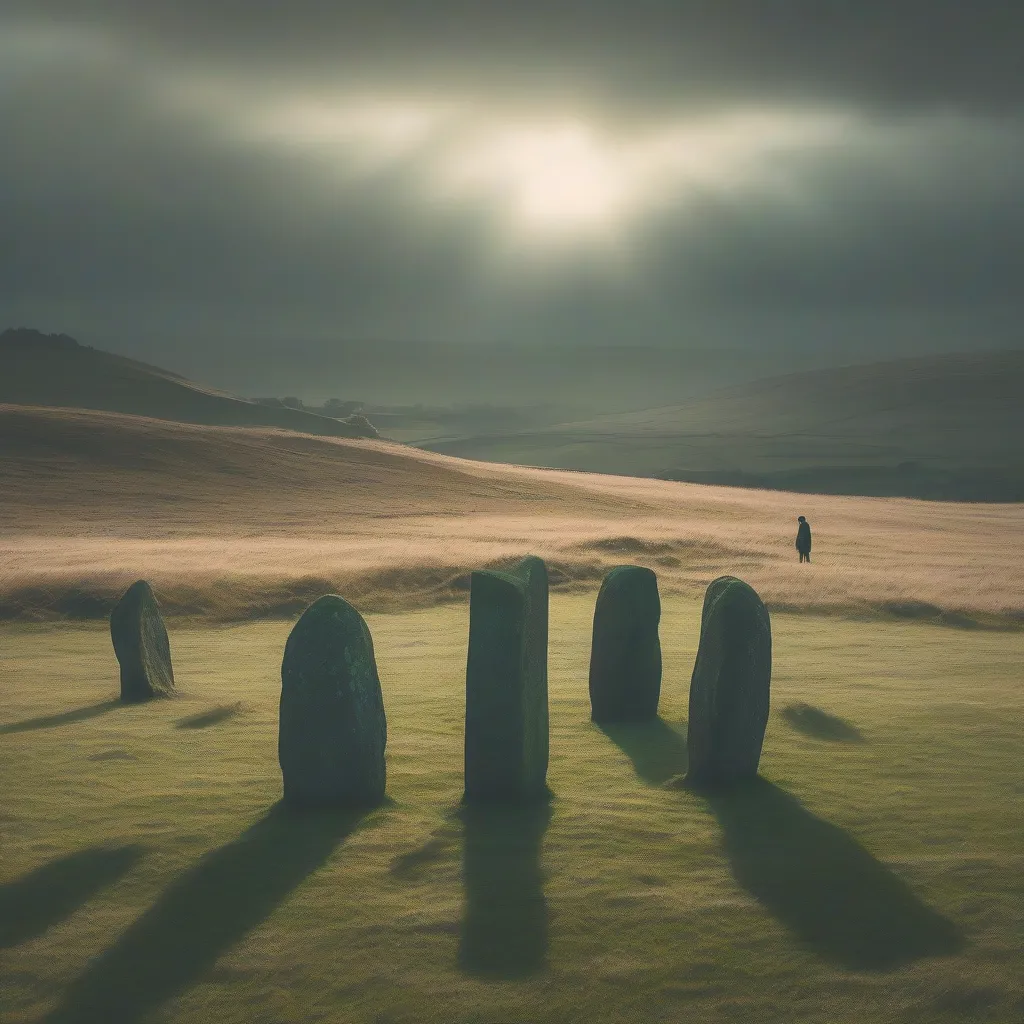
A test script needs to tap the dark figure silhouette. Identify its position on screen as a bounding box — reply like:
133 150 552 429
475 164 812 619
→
796 516 812 563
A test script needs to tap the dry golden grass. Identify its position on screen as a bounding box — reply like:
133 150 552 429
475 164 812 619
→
1 404 1023 625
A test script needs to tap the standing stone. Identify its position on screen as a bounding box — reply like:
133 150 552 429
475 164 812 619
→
686 576 772 789
110 580 175 703
588 565 662 722
464 556 550 803
518 556 549 791
279 595 387 808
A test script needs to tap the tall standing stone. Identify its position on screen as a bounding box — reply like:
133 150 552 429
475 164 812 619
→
588 565 661 722
279 595 387 808
110 580 175 703
464 556 550 803
517 556 550 794
686 575 772 789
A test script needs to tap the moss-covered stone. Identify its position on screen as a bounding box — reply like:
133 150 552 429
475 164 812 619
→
279 595 387 808
588 565 661 723
464 556 550 803
686 575 771 789
110 580 174 703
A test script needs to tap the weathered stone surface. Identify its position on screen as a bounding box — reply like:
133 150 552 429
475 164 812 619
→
686 575 772 789
517 556 549 793
279 595 387 808
464 556 549 802
588 565 662 722
110 580 174 703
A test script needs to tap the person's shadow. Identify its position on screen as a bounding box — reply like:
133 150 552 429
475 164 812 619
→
599 718 964 971
44 801 380 1024
457 798 553 979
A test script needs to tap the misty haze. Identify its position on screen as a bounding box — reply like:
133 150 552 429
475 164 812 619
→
1 5 1022 1024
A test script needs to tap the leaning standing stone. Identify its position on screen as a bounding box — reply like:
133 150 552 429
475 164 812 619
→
464 556 550 802
110 580 175 703
686 575 771 789
588 565 661 722
279 595 387 808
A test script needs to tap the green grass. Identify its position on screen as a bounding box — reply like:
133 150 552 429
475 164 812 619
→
2 596 1023 1023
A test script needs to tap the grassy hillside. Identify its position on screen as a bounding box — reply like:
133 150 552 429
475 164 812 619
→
0 404 625 535
415 351 1024 501
0 329 375 439
2 600 1022 1023
2 404 1023 627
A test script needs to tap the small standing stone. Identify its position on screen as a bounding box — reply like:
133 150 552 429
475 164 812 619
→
110 580 175 703
279 595 387 808
686 575 772 789
464 556 550 803
588 565 662 722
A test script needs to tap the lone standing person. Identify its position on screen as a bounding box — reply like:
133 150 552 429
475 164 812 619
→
796 515 812 563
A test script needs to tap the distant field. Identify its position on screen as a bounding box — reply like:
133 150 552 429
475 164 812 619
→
2 598 1023 1023
3 405 1024 628
415 351 1024 502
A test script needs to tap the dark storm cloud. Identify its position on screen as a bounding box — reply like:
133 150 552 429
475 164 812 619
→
7 1 1024 112
1 3 1023 366
653 121 1024 310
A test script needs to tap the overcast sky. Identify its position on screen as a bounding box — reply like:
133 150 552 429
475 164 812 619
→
2 2 1023 371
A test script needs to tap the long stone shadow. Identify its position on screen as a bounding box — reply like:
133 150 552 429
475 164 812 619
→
599 719 961 970
45 801 378 1024
457 798 553 979
706 779 965 971
0 845 146 949
0 698 120 735
782 703 865 743
597 717 689 784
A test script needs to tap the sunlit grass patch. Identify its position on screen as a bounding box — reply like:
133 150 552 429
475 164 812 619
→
1 596 1022 1023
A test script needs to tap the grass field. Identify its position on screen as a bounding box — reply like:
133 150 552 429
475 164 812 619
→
4 405 1024 627
2 596 1023 1024
2 404 1023 1021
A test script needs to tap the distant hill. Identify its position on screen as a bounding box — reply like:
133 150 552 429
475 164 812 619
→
168 336 847 414
0 328 377 438
417 350 1024 501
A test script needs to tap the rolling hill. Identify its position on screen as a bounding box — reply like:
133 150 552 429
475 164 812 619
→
2 402 1022 627
5 327 1022 502
0 328 376 439
127 335 849 414
415 350 1024 501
